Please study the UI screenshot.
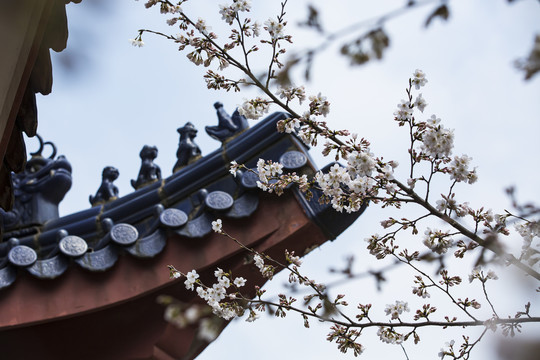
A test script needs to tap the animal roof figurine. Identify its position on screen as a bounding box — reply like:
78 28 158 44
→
89 166 120 206
131 145 162 190
173 122 202 173
205 102 249 142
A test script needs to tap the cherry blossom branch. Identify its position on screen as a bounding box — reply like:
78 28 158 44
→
481 280 499 318
218 229 357 325
235 296 540 329
353 317 539 329
264 0 288 88
393 178 540 280
167 227 540 330
137 6 538 276
138 2 540 357
163 216 539 357
395 255 479 321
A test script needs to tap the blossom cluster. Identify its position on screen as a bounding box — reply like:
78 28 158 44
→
423 228 454 254
194 18 211 35
384 300 410 320
164 302 198 326
327 325 364 356
253 254 276 279
238 97 271 119
377 326 405 344
307 93 330 117
231 159 310 197
256 158 282 183
515 220 540 258
314 162 376 213
276 117 301 134
412 69 428 89
264 17 286 41
160 299 222 342
391 78 480 194
438 340 456 359
412 276 431 298
140 0 260 72
263 172 310 196
435 194 457 213
143 0 183 14
211 219 222 233
394 99 413 122
167 246 307 326
278 85 306 105
420 121 454 159
219 0 252 25
468 267 498 283
169 266 248 321
449 155 478 184
253 158 309 196
314 154 396 213
129 37 144 47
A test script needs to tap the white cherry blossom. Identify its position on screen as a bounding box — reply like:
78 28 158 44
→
384 300 410 320
412 69 428 89
264 18 285 40
184 270 200 290
415 93 428 113
129 38 144 47
421 122 454 158
233 277 246 287
212 219 223 233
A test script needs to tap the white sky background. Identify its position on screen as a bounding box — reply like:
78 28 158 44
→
34 0 540 359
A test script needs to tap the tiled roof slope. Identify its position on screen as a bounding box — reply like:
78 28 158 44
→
0 112 363 289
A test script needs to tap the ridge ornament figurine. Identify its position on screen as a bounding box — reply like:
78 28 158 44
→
131 145 162 190
89 166 120 206
173 122 202 173
205 102 249 142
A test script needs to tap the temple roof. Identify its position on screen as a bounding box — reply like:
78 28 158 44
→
0 112 362 290
0 108 364 360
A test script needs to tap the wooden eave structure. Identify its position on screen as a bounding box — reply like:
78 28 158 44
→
0 0 80 211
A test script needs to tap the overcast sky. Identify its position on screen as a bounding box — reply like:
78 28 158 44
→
35 0 540 359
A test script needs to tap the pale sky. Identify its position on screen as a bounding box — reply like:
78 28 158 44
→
35 0 540 359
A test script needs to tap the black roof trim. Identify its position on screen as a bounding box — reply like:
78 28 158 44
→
0 112 363 288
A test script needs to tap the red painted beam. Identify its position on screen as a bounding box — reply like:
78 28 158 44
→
0 193 329 360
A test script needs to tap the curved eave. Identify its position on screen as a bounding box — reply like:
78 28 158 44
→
0 193 324 330
0 112 324 288
0 112 365 344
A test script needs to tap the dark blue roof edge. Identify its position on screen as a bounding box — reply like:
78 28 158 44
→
3 112 294 249
293 163 366 240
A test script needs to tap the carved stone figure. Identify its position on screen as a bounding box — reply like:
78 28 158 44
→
205 102 249 142
173 122 202 173
89 166 120 206
2 135 72 231
131 145 162 190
